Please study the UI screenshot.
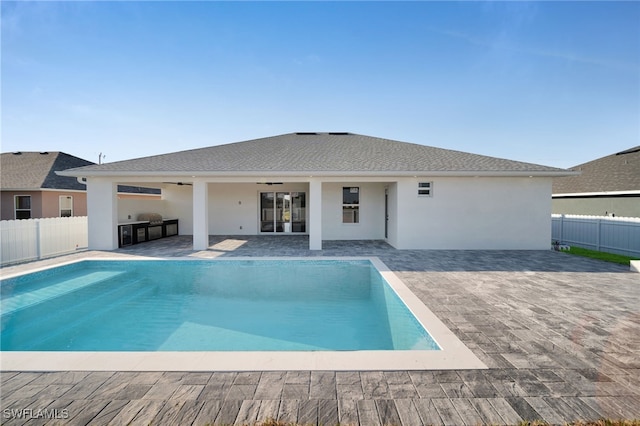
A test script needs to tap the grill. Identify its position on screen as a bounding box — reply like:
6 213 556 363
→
137 213 163 226
137 213 163 240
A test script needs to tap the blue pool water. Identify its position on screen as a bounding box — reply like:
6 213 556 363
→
1 260 440 351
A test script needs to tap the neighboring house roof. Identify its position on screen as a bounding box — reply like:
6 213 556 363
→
59 132 571 177
553 146 640 195
1 151 93 191
1 151 162 194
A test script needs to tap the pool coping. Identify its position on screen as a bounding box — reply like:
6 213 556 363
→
1 256 487 371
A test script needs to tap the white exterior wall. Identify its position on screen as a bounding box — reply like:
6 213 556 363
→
394 176 552 249
86 178 118 250
163 184 193 235
91 174 553 251
309 179 322 250
117 198 168 224
321 182 386 240
192 181 209 250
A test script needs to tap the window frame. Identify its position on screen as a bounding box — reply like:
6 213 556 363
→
14 195 32 220
342 186 360 224
418 182 433 197
59 195 73 217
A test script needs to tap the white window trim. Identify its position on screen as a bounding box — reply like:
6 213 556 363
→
59 195 73 217
342 186 360 224
14 195 32 219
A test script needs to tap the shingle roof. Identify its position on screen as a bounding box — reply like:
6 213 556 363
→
0 151 93 190
552 146 640 194
60 133 569 177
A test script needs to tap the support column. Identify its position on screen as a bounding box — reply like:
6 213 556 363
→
309 179 322 250
192 180 209 251
86 178 118 250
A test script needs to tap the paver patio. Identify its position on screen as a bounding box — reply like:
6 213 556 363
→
1 236 638 425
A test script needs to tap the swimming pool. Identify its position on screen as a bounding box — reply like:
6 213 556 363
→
0 257 486 371
2 259 437 351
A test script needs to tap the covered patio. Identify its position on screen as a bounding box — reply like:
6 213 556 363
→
91 178 395 252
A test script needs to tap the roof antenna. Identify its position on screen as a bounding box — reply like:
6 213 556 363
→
98 152 106 164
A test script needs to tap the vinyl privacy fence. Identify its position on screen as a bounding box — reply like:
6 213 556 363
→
1 215 637 265
0 216 88 266
552 214 640 258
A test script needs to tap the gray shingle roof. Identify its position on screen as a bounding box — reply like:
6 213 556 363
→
553 146 640 194
60 133 569 176
1 151 93 190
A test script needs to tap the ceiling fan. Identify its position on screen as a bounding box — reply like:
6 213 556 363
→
162 182 193 186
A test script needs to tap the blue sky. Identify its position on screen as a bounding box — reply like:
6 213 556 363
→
2 1 639 168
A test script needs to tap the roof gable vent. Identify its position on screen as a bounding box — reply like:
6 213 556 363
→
295 132 318 135
328 132 350 135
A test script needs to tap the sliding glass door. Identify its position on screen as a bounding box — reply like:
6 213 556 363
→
290 192 306 232
260 192 306 233
260 192 275 232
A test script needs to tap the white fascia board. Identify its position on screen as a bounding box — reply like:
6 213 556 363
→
553 190 640 197
57 169 577 179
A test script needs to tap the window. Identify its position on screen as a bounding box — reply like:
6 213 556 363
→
418 182 433 197
342 187 359 223
15 195 31 219
59 196 73 217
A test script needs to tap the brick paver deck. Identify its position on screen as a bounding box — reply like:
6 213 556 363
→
1 236 638 425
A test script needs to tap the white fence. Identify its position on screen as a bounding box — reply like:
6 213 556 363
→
1 216 88 266
1 214 637 265
552 214 640 258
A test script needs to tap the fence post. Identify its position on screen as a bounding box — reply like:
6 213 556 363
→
35 219 42 260
550 214 639 258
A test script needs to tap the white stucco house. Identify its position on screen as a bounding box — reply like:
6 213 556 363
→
58 132 575 251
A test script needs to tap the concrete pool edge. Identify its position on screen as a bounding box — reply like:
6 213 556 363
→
0 256 487 371
0 348 486 371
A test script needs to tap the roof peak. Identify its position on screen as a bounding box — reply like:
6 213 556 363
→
57 132 571 177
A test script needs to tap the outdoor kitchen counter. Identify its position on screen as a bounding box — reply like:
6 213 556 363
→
118 219 178 247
